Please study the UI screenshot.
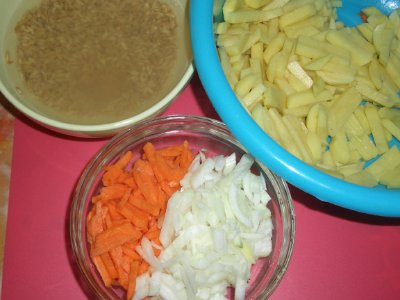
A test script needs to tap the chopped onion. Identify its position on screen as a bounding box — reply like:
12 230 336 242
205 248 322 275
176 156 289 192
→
132 153 273 300
136 237 163 270
148 271 161 296
132 273 150 300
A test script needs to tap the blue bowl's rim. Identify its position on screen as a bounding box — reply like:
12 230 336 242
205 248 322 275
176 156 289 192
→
189 0 400 217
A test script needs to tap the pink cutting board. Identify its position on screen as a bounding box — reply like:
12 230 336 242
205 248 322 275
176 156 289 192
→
2 76 400 299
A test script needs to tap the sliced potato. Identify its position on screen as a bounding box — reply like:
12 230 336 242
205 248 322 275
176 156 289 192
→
326 29 373 66
268 108 303 158
282 114 314 163
380 167 400 188
345 131 378 161
245 0 273 9
235 73 258 98
366 146 400 181
262 0 291 10
330 130 350 164
287 61 313 88
345 170 378 187
337 162 365 178
382 119 400 141
225 7 284 24
263 32 285 64
373 23 395 66
364 104 389 154
217 0 400 188
306 131 323 161
279 3 317 28
303 55 331 71
242 82 266 107
327 87 362 137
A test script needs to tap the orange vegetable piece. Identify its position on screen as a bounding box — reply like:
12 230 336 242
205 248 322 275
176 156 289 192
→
115 151 134 169
87 202 104 244
143 142 165 183
145 224 161 241
94 184 129 203
122 244 142 261
359 11 368 23
150 237 162 257
87 141 193 299
100 252 119 280
92 255 112 287
92 222 141 256
138 260 149 276
120 204 151 231
118 188 132 209
105 201 124 221
117 264 129 290
128 190 160 216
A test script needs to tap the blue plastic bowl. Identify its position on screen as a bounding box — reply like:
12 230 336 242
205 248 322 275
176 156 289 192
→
190 0 400 217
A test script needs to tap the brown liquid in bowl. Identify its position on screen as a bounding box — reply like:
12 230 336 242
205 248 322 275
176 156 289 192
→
14 0 180 125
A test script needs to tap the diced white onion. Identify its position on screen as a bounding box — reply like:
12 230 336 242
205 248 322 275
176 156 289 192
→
132 153 273 300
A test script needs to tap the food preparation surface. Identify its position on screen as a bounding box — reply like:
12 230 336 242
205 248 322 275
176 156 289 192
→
0 95 14 295
1 78 400 299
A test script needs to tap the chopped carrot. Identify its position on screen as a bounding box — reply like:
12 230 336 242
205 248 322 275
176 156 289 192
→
157 143 184 157
157 184 169 211
179 140 193 169
118 188 132 209
87 209 94 223
100 252 119 280
87 202 104 244
115 151 134 169
93 184 129 203
150 237 162 257
116 264 129 290
133 168 160 214
103 168 130 187
87 141 193 299
120 255 133 274
109 246 124 271
148 216 158 228
122 244 142 261
145 224 160 240
103 211 113 229
159 180 174 197
359 11 368 23
92 255 112 287
105 201 124 221
120 204 150 231
102 151 133 186
92 222 141 256
155 151 186 182
128 190 159 216
138 260 149 276
102 166 123 187
122 176 137 189
143 142 165 183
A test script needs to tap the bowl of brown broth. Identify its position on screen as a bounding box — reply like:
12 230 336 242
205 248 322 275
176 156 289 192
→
0 0 193 137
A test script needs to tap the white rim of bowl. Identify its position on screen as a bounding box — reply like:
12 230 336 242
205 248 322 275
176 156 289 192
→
0 63 194 133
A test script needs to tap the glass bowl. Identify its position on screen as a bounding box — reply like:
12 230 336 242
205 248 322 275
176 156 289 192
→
189 0 400 217
70 115 295 299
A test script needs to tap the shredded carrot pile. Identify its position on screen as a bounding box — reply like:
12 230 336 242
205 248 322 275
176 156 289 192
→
86 141 193 299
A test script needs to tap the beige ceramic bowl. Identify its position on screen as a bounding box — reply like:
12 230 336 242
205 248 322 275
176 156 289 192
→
0 0 193 137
